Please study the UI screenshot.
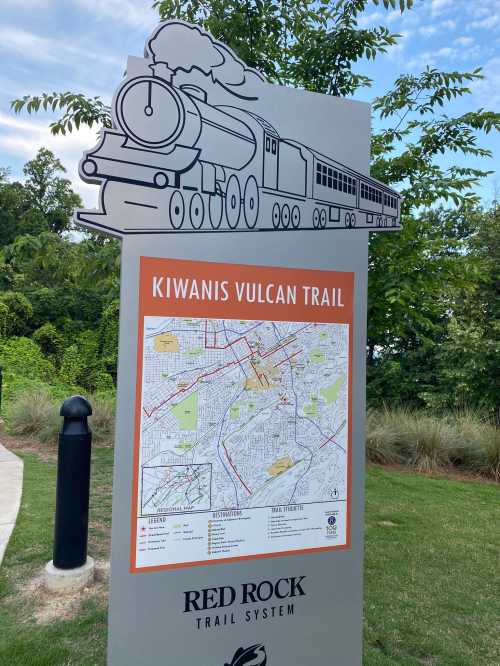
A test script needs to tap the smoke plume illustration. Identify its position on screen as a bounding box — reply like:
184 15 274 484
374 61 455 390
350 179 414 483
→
147 21 265 97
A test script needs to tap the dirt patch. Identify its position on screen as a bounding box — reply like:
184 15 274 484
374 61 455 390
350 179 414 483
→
0 428 57 462
20 560 110 625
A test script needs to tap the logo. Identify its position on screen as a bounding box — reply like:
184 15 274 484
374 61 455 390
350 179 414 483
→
225 644 267 666
326 514 337 536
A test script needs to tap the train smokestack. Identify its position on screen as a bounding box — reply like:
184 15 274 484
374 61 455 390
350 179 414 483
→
150 62 174 83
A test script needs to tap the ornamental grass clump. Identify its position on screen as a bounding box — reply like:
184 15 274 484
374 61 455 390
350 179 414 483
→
480 424 500 481
448 410 500 480
89 393 116 446
397 413 456 472
4 390 60 443
365 408 406 465
5 389 116 447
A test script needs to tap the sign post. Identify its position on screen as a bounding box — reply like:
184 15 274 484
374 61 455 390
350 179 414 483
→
77 20 400 666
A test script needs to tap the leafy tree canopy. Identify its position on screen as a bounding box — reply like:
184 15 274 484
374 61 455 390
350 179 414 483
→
5 1 500 412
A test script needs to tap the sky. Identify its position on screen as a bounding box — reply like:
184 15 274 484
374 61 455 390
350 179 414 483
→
0 0 498 209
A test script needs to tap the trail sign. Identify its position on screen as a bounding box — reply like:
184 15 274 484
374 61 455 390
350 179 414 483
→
77 20 401 666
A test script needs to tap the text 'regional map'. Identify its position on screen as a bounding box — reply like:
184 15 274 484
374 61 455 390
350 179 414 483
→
136 316 349 568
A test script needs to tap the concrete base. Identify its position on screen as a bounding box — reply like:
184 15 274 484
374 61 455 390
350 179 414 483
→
44 556 95 593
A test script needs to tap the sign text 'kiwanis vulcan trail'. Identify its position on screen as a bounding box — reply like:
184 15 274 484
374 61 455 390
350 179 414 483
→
76 19 401 666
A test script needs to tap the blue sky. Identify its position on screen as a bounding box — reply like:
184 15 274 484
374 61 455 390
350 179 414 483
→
0 0 498 208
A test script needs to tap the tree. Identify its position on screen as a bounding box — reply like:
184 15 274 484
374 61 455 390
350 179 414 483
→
8 1 500 408
0 171 32 246
23 148 81 235
434 205 500 410
0 292 33 337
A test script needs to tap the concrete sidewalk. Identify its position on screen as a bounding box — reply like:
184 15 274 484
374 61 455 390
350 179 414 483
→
0 442 24 566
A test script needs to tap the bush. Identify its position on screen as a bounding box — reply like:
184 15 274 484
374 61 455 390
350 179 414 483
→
89 393 115 446
366 408 406 465
4 389 116 447
451 412 500 480
366 407 499 480
0 337 55 384
4 390 60 443
399 413 456 472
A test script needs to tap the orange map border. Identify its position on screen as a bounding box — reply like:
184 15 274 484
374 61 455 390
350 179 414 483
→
130 257 354 573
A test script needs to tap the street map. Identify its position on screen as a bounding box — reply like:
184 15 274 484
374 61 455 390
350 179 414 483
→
134 316 350 569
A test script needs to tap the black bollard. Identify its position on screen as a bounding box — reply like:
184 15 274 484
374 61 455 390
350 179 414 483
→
53 395 92 570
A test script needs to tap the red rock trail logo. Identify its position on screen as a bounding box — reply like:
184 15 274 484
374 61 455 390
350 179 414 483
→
225 644 267 666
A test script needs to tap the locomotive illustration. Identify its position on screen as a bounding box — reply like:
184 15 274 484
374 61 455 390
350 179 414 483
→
77 22 401 235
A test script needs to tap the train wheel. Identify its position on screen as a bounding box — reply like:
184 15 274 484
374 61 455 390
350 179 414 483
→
225 175 241 229
243 176 259 228
82 159 97 177
272 203 281 229
313 208 320 229
320 209 327 229
344 212 351 228
189 193 205 229
209 194 223 229
350 213 356 227
153 172 169 189
291 205 301 229
169 190 185 229
281 204 290 229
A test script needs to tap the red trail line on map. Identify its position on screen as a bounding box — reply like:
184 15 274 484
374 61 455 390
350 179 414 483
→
144 321 298 418
222 442 252 495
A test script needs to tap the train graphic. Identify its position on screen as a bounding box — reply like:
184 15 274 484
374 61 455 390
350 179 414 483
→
77 22 401 236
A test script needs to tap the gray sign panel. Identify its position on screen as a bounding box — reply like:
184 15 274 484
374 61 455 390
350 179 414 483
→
75 20 400 666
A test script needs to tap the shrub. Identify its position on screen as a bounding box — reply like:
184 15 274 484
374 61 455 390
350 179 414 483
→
32 322 64 360
0 337 55 384
480 425 500 481
4 389 116 447
366 407 499 480
89 393 115 446
4 390 60 443
398 413 456 472
451 412 500 480
366 408 406 465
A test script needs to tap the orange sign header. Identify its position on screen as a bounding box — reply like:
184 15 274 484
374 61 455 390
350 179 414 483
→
139 256 353 323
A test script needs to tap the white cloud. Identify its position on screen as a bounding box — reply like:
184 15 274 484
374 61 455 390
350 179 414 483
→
435 47 458 59
356 11 384 28
0 111 99 207
2 0 52 6
386 30 410 61
386 9 404 23
467 0 500 30
431 0 453 16
0 28 59 64
72 0 158 30
470 15 500 31
356 7 403 28
419 25 438 37
472 56 500 109
454 36 474 47
0 26 122 69
441 19 457 30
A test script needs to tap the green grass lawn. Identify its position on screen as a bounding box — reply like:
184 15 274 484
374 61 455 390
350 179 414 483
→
0 448 498 665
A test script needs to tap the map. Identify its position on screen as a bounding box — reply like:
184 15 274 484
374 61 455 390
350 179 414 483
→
140 317 348 508
134 315 350 569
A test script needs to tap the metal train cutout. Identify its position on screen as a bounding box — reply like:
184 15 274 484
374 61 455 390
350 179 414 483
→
77 22 401 236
